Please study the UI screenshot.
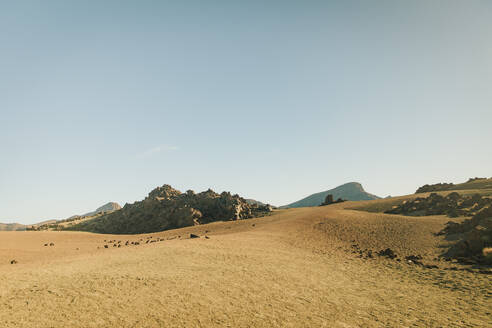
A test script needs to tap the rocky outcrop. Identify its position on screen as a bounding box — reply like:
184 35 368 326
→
319 194 345 206
385 192 492 218
415 177 492 194
415 183 455 194
439 206 492 264
67 185 272 234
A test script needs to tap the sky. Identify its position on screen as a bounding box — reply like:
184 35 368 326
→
1 1 491 224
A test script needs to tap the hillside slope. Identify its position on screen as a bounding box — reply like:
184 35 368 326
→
82 202 121 217
1 200 489 327
416 177 492 193
281 182 380 208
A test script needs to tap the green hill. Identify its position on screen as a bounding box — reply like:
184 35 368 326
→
280 182 380 208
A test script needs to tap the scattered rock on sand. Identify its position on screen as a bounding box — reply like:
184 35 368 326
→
405 255 423 265
190 234 200 239
377 248 397 259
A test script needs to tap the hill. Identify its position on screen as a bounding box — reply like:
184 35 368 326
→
245 198 273 207
0 219 58 231
28 203 122 231
1 198 490 327
0 223 26 231
67 185 272 234
280 182 380 208
415 177 492 193
82 202 121 217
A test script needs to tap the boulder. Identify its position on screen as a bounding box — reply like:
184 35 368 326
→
377 248 397 259
440 206 492 264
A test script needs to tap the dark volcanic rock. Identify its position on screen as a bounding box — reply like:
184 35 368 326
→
415 183 455 194
440 206 492 264
377 248 397 259
385 193 492 218
319 194 346 206
405 255 423 265
67 184 272 234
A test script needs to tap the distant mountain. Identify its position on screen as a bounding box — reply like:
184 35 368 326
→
280 182 380 208
0 203 121 232
245 199 266 206
82 202 121 217
245 199 277 209
0 222 26 231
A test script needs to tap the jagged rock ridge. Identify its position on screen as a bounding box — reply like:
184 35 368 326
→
385 192 492 218
67 185 272 234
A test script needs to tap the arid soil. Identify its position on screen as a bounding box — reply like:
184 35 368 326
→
1 202 491 327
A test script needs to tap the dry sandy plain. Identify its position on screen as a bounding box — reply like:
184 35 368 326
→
1 200 491 327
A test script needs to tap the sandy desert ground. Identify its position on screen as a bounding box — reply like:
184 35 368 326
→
1 201 491 327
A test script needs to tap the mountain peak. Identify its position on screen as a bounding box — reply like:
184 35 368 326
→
147 184 182 200
81 202 122 217
335 182 364 191
281 182 380 208
94 202 121 213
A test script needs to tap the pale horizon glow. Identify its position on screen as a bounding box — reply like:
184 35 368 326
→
1 1 491 224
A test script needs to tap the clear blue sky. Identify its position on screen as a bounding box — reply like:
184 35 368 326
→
1 1 491 224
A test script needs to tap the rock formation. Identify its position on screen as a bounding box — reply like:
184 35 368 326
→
415 183 455 194
319 194 345 206
439 206 492 264
67 185 272 234
415 177 492 194
385 192 492 218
